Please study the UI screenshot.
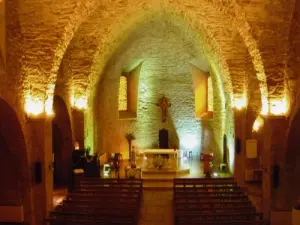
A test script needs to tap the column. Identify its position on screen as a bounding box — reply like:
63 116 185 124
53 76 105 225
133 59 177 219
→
26 116 53 225
72 109 84 149
260 116 288 219
234 109 247 185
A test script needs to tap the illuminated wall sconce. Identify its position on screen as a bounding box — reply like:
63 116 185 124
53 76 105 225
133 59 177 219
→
252 116 264 132
269 99 287 116
71 95 88 110
74 141 80 150
233 96 247 110
25 85 55 118
24 94 54 118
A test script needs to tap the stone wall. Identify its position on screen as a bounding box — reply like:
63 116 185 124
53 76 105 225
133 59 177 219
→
0 1 5 63
91 19 230 166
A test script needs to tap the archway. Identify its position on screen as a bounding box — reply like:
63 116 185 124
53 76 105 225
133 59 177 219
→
0 98 29 222
52 95 73 187
286 109 300 208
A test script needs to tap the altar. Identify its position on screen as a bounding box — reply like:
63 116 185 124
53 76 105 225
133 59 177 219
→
142 149 189 175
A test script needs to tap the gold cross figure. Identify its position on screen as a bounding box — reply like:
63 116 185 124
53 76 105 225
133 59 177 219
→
156 96 171 123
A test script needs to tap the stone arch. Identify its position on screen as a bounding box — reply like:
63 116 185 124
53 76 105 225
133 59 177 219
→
0 48 4 76
89 15 233 164
286 0 300 112
0 98 30 220
52 95 73 186
11 0 266 111
285 108 300 208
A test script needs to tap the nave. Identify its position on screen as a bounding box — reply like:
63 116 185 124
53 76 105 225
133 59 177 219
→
49 175 267 225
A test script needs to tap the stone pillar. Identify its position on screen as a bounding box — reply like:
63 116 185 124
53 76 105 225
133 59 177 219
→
261 116 289 219
72 109 84 149
26 116 53 225
234 109 247 185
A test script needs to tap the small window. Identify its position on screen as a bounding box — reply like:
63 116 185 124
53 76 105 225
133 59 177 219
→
207 76 213 112
191 65 214 119
118 76 128 111
118 62 142 119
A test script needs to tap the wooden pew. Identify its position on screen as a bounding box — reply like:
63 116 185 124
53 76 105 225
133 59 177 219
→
175 212 263 223
174 201 253 208
58 201 138 212
49 211 137 225
175 205 255 213
174 186 242 192
173 178 264 225
174 195 249 202
46 217 134 225
47 178 142 225
174 177 236 186
174 191 245 197
176 220 267 225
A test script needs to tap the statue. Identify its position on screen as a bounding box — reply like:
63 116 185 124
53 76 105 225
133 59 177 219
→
156 96 171 123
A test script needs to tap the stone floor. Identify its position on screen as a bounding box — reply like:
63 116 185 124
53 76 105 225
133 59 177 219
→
139 190 174 225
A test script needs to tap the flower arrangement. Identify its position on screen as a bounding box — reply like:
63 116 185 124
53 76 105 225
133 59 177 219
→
125 132 136 161
152 155 165 169
127 168 137 179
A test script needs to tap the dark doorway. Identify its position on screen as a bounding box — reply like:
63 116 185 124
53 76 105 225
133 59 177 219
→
286 109 300 208
52 95 73 187
0 98 28 210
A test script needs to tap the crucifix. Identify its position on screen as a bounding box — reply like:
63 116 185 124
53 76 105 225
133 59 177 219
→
156 96 171 123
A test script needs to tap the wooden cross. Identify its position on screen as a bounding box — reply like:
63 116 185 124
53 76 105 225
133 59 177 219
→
156 96 171 123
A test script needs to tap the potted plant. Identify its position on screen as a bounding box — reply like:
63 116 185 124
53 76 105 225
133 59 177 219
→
125 132 135 161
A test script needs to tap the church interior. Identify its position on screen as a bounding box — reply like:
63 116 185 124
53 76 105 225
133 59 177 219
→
0 0 300 225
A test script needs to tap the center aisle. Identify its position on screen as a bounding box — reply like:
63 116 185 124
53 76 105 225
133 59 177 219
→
139 190 174 225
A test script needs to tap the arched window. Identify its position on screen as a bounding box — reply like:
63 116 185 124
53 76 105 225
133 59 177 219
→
207 76 214 112
118 76 128 111
191 65 214 119
118 62 142 119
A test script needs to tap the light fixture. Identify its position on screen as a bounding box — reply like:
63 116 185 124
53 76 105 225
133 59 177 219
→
252 116 264 132
233 95 247 110
24 84 55 118
74 142 80 150
71 95 88 110
269 99 287 116
24 95 44 116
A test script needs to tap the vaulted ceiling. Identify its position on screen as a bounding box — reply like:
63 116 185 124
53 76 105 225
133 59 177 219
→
3 0 297 115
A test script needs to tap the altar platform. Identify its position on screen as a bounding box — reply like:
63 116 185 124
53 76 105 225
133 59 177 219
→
141 149 190 175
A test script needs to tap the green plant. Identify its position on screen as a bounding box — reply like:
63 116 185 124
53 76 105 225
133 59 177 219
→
84 146 91 157
125 132 136 141
125 132 136 161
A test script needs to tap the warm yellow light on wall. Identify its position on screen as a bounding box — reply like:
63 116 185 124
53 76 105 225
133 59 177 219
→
118 76 128 111
44 97 54 116
207 76 213 111
24 95 44 116
74 96 88 110
269 99 287 116
252 116 264 132
44 84 55 116
233 94 247 110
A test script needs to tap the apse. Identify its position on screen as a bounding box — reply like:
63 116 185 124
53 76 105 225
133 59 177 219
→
91 15 232 167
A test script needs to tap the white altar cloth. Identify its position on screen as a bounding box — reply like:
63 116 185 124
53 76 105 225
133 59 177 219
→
143 149 178 169
143 149 177 156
